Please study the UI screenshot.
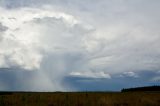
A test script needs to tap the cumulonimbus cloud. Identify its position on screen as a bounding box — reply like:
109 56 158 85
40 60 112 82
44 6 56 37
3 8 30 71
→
0 0 160 91
0 7 91 70
0 7 93 90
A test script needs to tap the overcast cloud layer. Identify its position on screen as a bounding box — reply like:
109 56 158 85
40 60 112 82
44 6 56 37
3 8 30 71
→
0 0 160 91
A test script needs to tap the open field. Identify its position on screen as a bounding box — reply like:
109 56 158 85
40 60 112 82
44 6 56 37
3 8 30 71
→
0 92 160 106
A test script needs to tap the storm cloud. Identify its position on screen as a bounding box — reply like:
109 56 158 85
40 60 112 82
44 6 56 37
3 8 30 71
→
0 0 160 91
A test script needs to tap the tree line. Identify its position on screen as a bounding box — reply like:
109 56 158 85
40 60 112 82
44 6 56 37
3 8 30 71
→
121 85 160 92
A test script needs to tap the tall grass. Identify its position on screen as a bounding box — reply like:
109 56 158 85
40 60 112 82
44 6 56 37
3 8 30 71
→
0 92 160 106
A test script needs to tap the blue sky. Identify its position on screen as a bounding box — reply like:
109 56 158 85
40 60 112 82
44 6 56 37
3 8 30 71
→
0 0 160 91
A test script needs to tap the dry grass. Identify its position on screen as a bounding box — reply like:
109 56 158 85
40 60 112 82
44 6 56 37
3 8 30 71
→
0 92 160 106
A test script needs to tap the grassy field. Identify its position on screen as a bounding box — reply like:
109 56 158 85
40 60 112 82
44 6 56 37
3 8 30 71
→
0 92 160 106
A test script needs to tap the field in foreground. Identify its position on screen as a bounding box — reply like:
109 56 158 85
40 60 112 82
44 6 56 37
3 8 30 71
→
0 92 160 106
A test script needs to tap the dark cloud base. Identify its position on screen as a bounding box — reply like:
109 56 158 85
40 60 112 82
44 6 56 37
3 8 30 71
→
0 68 159 91
64 71 160 91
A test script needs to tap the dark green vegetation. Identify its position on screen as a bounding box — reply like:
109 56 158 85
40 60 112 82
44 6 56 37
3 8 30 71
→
122 85 160 92
0 92 160 106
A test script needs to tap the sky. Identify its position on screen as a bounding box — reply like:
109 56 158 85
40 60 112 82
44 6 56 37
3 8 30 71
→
0 0 160 91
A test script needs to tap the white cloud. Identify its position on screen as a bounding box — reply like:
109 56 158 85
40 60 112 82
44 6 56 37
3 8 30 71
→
0 7 90 70
0 7 92 90
121 71 138 78
1 1 160 74
69 71 111 79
